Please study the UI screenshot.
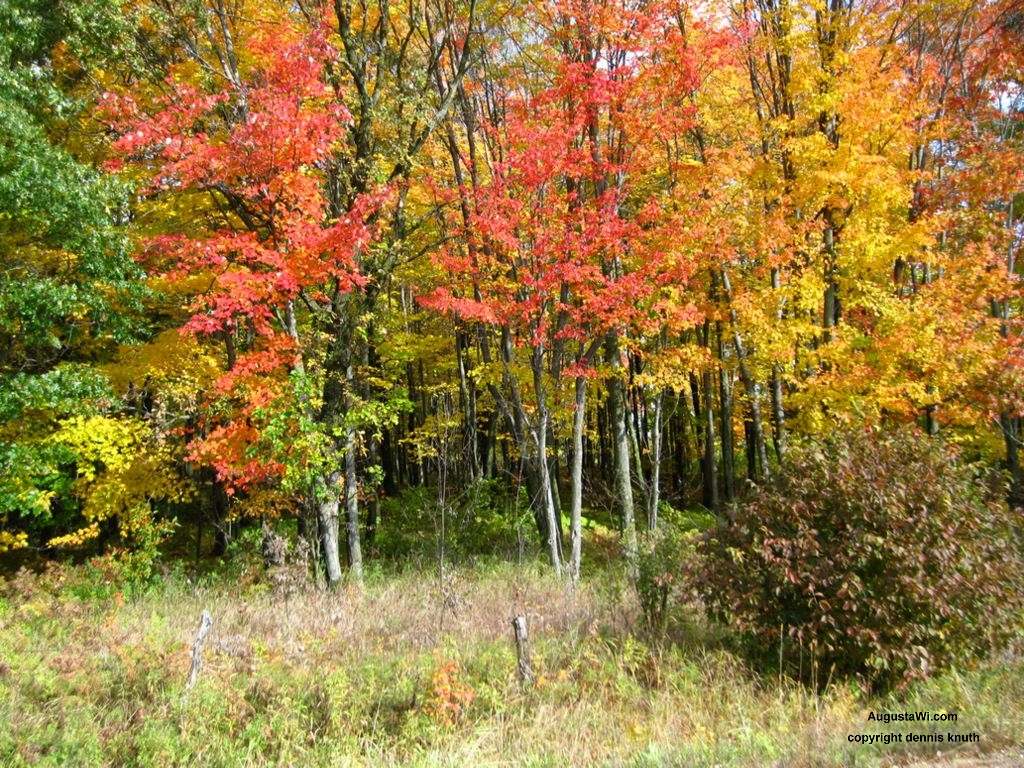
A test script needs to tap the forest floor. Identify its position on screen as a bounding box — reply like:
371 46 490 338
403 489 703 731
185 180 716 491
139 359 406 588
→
1 557 1021 768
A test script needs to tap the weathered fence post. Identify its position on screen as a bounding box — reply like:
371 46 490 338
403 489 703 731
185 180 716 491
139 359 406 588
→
183 610 213 698
511 614 533 685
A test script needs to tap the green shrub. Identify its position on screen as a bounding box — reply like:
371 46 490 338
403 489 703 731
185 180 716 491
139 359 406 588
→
635 503 714 635
700 426 1024 689
373 480 531 562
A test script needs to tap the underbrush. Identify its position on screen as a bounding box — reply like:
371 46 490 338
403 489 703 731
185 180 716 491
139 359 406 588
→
701 428 1024 690
1 561 1021 767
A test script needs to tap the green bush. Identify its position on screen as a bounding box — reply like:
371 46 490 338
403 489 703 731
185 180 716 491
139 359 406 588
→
635 503 715 635
700 427 1024 689
373 480 531 562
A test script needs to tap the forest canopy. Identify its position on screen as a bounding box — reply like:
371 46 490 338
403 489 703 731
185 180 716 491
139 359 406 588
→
0 0 1021 588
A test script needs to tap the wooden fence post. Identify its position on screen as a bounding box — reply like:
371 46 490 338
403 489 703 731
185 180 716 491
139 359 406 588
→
512 614 534 685
183 610 213 699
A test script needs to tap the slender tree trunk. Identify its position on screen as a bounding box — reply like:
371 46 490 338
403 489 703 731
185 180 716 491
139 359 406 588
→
646 392 663 530
548 448 564 555
531 343 562 576
406 360 420 485
597 401 609 480
455 329 480 482
344 424 363 582
210 477 233 557
569 375 587 584
744 416 757 481
607 332 638 579
381 427 398 495
417 359 428 483
673 392 690 492
1002 415 1023 506
823 225 839 338
342 342 363 581
498 326 546 541
716 325 736 504
366 437 382 546
997 197 1021 504
482 412 496 478
626 389 648 516
770 268 788 462
703 369 718 510
693 359 719 511
720 269 771 482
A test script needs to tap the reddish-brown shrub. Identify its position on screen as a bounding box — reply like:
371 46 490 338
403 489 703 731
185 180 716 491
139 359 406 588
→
700 427 1024 689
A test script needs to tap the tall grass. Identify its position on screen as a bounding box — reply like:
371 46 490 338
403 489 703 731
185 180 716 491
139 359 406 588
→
1 560 1021 767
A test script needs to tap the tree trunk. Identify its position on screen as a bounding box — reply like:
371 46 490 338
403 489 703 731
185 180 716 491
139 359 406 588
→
720 269 771 482
823 226 840 337
646 391 663 530
997 198 1020 505
548 449 564 555
1001 415 1023 506
569 375 587 583
770 268 788 462
716 324 736 504
607 332 638 580
672 392 690 493
702 369 718 510
456 331 480 483
318 471 344 586
210 477 233 557
531 343 562 577
693 358 719 511
344 423 363 583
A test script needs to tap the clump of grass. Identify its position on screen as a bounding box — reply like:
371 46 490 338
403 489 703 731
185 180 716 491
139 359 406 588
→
0 561 1021 767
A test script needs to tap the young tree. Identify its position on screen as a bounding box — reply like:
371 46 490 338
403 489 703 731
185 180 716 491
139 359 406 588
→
105 20 381 584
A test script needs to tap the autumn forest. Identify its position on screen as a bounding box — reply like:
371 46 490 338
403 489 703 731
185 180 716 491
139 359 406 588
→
2 0 1024 765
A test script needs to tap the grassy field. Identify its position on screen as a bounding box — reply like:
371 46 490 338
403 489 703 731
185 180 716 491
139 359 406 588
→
1 559 1022 768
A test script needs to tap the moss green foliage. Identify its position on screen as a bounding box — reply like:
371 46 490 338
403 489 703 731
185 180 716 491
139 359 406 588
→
373 481 534 562
700 427 1024 689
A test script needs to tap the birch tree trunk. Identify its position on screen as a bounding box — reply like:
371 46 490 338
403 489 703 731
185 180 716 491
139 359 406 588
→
646 392 663 530
531 343 562 576
569 374 587 583
607 332 638 579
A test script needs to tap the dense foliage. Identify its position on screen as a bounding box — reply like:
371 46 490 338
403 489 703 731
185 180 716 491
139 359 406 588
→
0 0 1021 689
0 0 149 555
702 428 1024 688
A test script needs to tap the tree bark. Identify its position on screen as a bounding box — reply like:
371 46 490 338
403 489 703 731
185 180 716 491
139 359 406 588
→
770 271 788 463
646 391 663 530
317 471 344 586
531 343 562 577
344 423 363 582
716 324 736 504
569 375 587 583
455 329 480 483
607 332 638 580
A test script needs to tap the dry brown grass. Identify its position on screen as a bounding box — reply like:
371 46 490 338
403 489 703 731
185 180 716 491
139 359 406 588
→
1 561 1022 767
